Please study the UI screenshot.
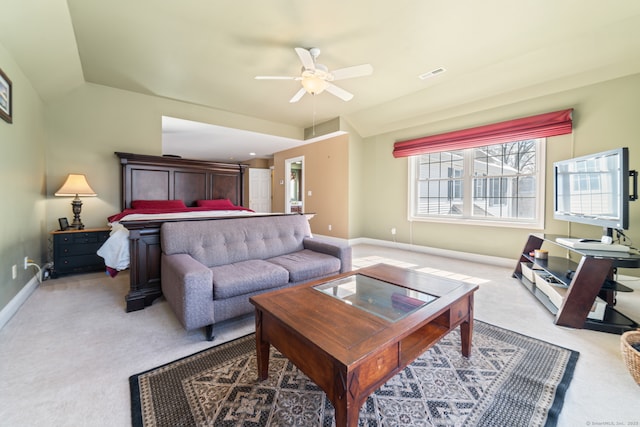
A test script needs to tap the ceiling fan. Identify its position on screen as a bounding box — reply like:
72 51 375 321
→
255 47 373 103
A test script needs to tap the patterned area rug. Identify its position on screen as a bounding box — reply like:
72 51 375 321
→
130 321 578 426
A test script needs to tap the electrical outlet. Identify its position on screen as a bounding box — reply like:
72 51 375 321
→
328 224 332 231
391 228 397 235
12 265 17 279
24 256 28 270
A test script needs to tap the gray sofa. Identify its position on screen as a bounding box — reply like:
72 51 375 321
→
160 214 352 340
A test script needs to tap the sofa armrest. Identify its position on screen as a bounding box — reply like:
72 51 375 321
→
303 237 352 273
161 253 214 330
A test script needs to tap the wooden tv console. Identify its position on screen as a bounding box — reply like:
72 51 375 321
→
513 234 640 334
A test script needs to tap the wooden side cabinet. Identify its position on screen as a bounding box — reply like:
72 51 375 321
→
51 228 110 277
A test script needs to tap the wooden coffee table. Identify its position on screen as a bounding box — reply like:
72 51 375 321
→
249 263 478 427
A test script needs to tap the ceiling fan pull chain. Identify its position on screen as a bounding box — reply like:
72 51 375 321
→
312 95 317 137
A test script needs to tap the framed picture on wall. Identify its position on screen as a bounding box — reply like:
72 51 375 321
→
0 67 12 124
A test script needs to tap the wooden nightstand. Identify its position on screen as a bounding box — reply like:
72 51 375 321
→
51 227 110 277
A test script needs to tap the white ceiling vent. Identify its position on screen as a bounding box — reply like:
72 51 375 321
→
418 67 447 80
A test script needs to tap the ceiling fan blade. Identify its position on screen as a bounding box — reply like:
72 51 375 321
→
255 76 297 80
294 47 315 70
325 83 354 101
289 88 306 103
331 64 373 81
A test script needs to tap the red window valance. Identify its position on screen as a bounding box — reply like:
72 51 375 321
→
392 108 573 158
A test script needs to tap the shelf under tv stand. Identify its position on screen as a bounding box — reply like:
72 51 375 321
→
513 234 640 334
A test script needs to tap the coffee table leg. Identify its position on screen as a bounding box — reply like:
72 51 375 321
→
255 309 270 380
334 398 360 427
460 295 474 357
334 399 346 427
460 319 472 357
332 371 360 427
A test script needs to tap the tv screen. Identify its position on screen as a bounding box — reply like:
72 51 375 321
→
554 147 629 231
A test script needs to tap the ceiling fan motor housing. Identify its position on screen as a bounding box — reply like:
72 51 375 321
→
301 63 331 80
309 47 321 59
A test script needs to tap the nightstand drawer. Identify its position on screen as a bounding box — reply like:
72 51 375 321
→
51 227 110 277
57 231 109 245
56 254 104 273
57 242 103 256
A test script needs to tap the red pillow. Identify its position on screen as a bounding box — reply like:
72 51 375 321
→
131 200 186 209
196 199 236 209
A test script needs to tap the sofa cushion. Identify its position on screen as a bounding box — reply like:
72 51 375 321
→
211 260 289 300
267 249 341 283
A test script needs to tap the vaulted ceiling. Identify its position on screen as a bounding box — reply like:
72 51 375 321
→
2 1 640 160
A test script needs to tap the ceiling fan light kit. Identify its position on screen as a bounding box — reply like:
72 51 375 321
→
301 75 329 95
256 47 373 103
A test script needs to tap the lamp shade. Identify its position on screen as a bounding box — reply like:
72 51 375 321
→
55 174 97 196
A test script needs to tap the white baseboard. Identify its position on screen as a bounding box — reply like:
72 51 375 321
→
0 275 40 331
312 234 350 245
349 237 515 268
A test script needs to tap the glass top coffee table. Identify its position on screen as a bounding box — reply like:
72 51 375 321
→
250 263 478 427
314 274 439 322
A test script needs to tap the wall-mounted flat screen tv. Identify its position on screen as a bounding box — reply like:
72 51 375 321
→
554 147 633 233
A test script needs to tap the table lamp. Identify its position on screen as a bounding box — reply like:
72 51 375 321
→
55 174 97 230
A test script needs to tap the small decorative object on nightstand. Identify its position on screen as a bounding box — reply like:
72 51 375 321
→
54 174 97 230
50 228 110 277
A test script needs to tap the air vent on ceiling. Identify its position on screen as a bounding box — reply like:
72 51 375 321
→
418 67 446 80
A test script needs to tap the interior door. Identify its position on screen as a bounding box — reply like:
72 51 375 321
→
249 168 272 212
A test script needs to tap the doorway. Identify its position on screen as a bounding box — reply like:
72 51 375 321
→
285 156 304 213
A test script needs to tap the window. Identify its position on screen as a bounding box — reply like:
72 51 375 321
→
409 139 545 228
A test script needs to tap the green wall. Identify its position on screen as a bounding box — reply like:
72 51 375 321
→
358 73 640 260
0 43 47 308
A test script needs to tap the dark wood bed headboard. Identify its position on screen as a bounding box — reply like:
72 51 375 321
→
116 152 248 209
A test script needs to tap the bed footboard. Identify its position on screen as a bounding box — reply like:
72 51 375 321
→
125 223 163 312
